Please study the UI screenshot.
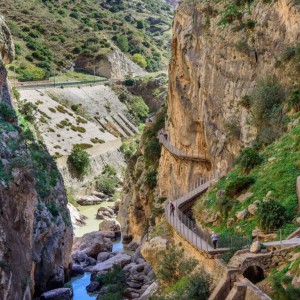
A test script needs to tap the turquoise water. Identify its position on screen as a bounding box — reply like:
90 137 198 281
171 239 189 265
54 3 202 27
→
70 234 123 299
70 273 96 300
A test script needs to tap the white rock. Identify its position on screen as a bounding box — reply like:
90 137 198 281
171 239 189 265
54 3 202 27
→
250 241 261 253
236 209 248 220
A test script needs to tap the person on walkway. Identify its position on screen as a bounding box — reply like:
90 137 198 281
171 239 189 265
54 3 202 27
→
164 133 168 140
170 202 175 216
211 231 218 249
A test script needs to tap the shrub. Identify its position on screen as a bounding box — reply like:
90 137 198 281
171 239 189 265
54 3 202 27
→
68 148 90 175
124 78 135 86
250 76 285 127
96 265 126 300
186 269 212 300
18 65 46 81
225 175 255 197
145 170 157 189
237 148 262 172
216 195 235 218
157 245 197 287
95 174 118 194
0 103 17 121
144 138 161 166
225 122 241 139
132 53 147 68
116 35 129 52
257 199 289 232
286 89 300 112
18 100 37 122
102 164 117 176
136 20 144 29
240 95 252 109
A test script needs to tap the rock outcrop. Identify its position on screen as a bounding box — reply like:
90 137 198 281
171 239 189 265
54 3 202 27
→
0 17 72 299
158 0 300 198
76 48 147 80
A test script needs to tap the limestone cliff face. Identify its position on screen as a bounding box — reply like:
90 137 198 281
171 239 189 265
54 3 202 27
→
158 0 300 198
76 48 147 79
0 17 72 299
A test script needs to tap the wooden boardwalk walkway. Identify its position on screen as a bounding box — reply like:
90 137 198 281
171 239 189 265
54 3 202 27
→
158 130 210 163
158 131 227 254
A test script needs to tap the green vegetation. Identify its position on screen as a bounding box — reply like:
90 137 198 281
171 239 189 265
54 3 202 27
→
235 148 262 173
151 245 212 299
4 0 173 80
0 102 17 121
257 200 290 232
118 91 149 123
132 53 147 68
193 119 300 237
95 166 119 195
96 265 126 300
68 148 90 176
157 245 197 287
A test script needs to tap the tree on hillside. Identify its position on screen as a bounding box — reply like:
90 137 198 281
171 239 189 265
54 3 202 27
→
132 53 147 68
137 20 144 29
116 35 129 52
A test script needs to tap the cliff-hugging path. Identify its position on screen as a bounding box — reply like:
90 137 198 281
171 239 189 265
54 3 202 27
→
158 130 210 163
159 131 227 254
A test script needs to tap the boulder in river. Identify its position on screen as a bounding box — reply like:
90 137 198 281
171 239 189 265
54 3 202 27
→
92 252 132 275
70 264 84 276
40 288 73 300
72 231 113 258
77 195 104 206
96 206 115 219
99 219 121 237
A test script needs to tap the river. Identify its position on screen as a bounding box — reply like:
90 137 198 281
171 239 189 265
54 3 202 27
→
70 202 123 299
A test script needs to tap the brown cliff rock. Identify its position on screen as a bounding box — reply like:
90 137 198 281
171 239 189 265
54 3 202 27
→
158 0 300 198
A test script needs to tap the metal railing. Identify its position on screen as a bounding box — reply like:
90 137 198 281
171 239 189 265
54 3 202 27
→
165 176 218 252
158 130 210 162
14 79 108 90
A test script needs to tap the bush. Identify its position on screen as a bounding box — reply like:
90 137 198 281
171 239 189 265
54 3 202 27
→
18 65 46 81
286 89 300 112
0 103 17 121
95 174 118 194
124 78 135 86
68 148 90 175
144 138 161 166
216 195 235 219
132 53 147 68
237 148 262 172
102 164 117 176
225 122 241 139
145 170 157 189
96 265 126 300
157 245 197 287
116 35 129 52
257 199 289 232
225 175 255 197
186 269 212 300
18 100 37 122
136 20 144 29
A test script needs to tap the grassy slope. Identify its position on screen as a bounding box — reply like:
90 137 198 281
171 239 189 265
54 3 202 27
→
0 0 172 80
193 114 300 236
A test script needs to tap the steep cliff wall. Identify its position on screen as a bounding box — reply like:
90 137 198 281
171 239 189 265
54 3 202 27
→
158 0 300 198
0 17 72 299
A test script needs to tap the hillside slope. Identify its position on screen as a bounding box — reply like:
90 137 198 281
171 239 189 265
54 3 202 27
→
0 0 173 80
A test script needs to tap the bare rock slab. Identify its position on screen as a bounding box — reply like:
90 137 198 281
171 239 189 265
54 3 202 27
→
40 288 73 300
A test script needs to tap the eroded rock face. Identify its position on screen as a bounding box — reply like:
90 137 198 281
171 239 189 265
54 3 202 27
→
76 48 147 80
0 17 72 299
158 0 300 199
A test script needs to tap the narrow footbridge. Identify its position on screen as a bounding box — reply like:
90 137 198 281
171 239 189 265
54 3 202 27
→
158 130 210 163
164 176 229 255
